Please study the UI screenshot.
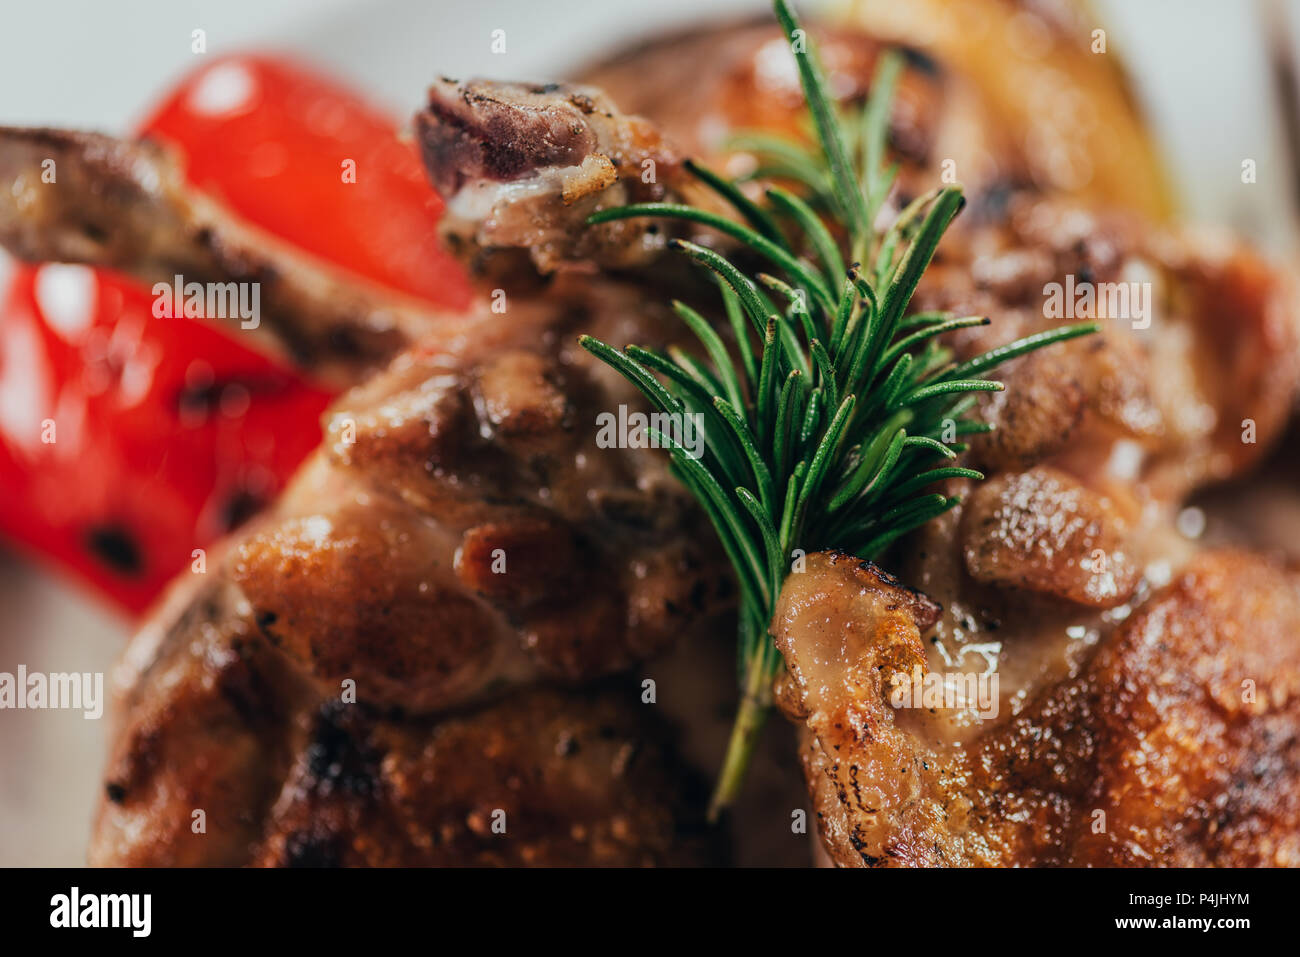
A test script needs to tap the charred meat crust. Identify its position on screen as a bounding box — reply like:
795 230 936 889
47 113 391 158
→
249 686 720 867
779 548 1300 867
89 264 730 864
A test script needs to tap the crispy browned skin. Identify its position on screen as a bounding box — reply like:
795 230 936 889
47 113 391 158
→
252 686 716 867
961 465 1146 607
776 549 1300 866
89 270 728 865
75 68 743 863
92 575 714 866
773 194 1300 867
0 127 459 382
842 0 1175 220
230 279 728 714
919 198 1300 495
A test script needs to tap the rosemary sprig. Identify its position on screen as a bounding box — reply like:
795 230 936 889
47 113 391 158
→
580 0 1097 819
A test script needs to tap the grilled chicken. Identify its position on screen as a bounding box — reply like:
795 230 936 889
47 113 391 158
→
584 19 1300 867
95 563 716 866
581 19 1018 226
84 256 740 863
918 198 1300 493
1 63 745 870
775 548 1300 866
2 5 1295 868
773 197 1300 866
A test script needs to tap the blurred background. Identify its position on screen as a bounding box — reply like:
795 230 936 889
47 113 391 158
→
1 0 1297 866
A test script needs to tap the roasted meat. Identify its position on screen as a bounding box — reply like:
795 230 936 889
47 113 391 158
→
0 127 460 382
85 256 739 863
579 11 1171 224
4 4 1296 870
419 78 694 273
775 548 1300 866
2 66 748 868
772 196 1300 866
581 19 1018 225
917 198 1300 494
93 565 716 866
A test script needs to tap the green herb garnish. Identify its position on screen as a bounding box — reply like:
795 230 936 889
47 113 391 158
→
580 0 1097 818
